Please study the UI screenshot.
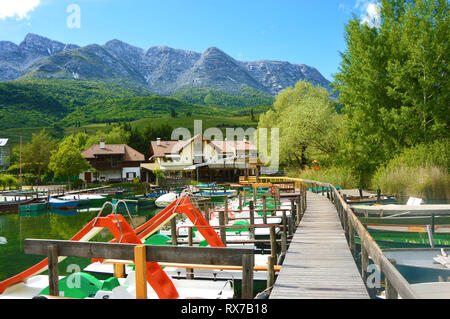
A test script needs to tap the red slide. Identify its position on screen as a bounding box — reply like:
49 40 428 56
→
134 195 225 247
0 194 223 298
0 215 179 299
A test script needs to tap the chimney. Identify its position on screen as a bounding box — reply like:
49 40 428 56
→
100 138 106 149
157 138 161 146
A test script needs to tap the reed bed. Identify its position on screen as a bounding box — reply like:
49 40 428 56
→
371 165 449 201
287 166 358 189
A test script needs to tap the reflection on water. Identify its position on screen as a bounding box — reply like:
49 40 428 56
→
0 204 161 282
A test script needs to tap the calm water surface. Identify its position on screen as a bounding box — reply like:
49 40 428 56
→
0 204 160 282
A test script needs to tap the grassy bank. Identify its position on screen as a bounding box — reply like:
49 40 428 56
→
371 165 449 201
286 166 358 189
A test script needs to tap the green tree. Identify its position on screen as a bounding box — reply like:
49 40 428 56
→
333 0 449 184
49 136 90 188
21 129 58 183
258 81 340 168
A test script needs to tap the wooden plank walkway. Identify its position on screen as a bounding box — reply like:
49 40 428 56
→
270 192 370 299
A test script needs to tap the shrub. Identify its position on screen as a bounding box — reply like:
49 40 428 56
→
287 166 358 189
371 140 450 200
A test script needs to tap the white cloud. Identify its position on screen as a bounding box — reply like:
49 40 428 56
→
0 0 41 20
354 0 381 28
361 2 381 28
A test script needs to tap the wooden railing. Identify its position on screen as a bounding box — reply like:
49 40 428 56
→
24 239 255 299
240 175 419 299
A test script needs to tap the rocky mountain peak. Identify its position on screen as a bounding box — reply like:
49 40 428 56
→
0 34 334 97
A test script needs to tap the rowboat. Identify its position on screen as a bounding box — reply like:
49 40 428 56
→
48 197 78 210
19 200 48 212
351 204 450 217
382 248 450 284
59 194 106 206
408 282 450 299
359 215 450 226
346 196 397 205
193 191 235 202
0 198 36 212
155 193 178 208
358 229 450 248
367 224 450 234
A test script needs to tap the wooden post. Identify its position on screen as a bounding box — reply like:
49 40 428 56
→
385 259 399 299
262 195 267 225
267 255 276 293
114 263 126 278
241 254 254 299
219 211 227 246
171 217 178 246
224 196 229 224
348 217 355 255
249 201 255 240
296 196 302 225
48 245 59 297
187 227 194 279
270 226 277 264
282 211 287 239
361 245 369 282
281 212 287 258
134 245 147 299
290 199 296 227
377 189 381 203
288 215 294 237
204 202 210 222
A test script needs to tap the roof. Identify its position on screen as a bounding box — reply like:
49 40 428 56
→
150 135 258 158
82 144 145 161
209 140 257 154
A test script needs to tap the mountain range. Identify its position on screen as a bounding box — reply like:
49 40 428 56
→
0 33 334 97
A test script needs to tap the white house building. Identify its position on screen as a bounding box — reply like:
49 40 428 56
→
142 134 263 182
80 139 146 183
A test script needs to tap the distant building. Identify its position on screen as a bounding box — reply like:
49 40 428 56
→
141 134 263 183
80 139 146 183
0 139 10 171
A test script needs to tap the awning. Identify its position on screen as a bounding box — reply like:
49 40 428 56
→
140 162 161 171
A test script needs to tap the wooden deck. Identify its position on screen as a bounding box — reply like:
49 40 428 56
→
270 192 370 299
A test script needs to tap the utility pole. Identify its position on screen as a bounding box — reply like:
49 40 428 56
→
19 136 22 191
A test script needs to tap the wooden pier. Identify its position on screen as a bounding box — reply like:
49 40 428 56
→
270 192 370 299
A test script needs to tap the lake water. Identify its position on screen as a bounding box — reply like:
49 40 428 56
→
0 204 161 283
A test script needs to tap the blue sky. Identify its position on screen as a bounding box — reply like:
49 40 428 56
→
0 0 378 81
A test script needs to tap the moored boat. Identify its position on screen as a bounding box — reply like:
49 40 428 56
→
351 204 450 217
382 248 450 284
359 215 450 226
19 200 48 212
48 197 78 210
357 229 450 248
0 198 36 212
155 193 179 208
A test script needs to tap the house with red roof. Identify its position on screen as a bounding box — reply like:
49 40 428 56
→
142 134 263 182
80 139 146 183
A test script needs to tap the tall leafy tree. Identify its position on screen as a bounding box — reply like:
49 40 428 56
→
49 136 90 187
333 0 449 183
258 81 339 168
21 129 58 183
